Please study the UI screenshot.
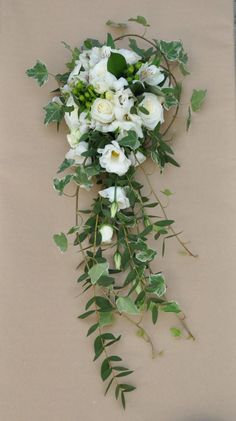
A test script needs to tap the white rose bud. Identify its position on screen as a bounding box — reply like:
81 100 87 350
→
91 98 115 124
99 224 114 244
113 251 121 270
110 202 118 218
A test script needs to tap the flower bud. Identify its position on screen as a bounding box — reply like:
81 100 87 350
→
113 251 121 270
144 215 151 227
110 201 118 218
79 94 85 102
99 224 113 244
127 65 134 74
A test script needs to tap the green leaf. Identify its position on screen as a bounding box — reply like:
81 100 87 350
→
152 305 158 324
53 174 74 195
135 248 157 263
170 327 182 337
116 296 139 315
106 20 128 29
57 158 75 173
43 101 65 125
83 38 101 49
26 60 48 86
154 219 174 227
53 232 68 252
129 38 153 59
161 301 181 313
99 312 114 327
161 189 173 197
78 310 95 319
74 165 93 190
87 323 99 336
186 106 192 131
191 89 207 112
101 358 112 381
128 15 150 27
88 262 109 285
159 40 183 61
146 273 167 297
107 52 127 78
138 106 150 115
95 296 114 312
119 130 141 150
106 33 115 48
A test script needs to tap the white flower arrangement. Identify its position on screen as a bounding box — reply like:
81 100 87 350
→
26 15 207 409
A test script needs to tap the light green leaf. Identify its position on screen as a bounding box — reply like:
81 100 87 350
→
136 248 157 263
107 52 127 78
99 312 114 327
161 189 173 197
88 262 109 285
53 232 68 252
191 89 207 112
106 20 128 29
170 327 182 337
26 60 48 86
147 273 167 297
128 16 150 27
116 296 139 315
43 101 65 125
119 130 141 150
161 301 181 313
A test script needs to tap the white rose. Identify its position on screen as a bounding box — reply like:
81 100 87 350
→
99 224 114 243
65 141 91 165
64 96 80 130
138 93 164 130
128 151 147 167
99 186 130 210
118 48 140 64
91 98 115 124
137 63 165 86
97 141 131 176
89 58 116 93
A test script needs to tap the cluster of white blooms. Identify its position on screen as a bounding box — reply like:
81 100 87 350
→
59 45 166 243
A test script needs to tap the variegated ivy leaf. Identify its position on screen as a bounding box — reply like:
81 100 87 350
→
88 262 109 285
146 273 167 297
136 248 157 263
26 60 48 86
116 296 139 315
53 174 74 195
43 101 65 125
128 16 150 27
106 19 128 29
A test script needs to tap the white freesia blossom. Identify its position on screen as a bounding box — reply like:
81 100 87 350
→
137 63 165 86
99 186 130 210
65 141 91 165
91 98 115 124
118 48 140 64
64 96 80 130
128 150 147 167
99 224 114 243
98 141 131 176
138 93 164 130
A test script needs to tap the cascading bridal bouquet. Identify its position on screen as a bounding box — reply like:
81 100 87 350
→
26 16 206 409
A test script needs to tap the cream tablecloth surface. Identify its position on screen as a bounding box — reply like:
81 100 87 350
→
0 0 235 420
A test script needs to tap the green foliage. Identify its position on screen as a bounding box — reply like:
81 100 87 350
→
128 15 150 27
53 174 74 195
170 327 182 337
88 262 109 284
160 301 181 313
191 89 207 112
106 33 115 48
107 52 127 78
119 130 141 150
26 60 48 86
146 273 166 297
116 296 139 315
53 232 68 252
106 20 128 29
43 101 65 125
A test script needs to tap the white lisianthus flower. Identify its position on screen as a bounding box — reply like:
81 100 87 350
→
137 63 165 86
138 93 164 130
99 224 114 243
99 186 130 210
97 141 131 176
128 150 147 167
91 98 115 124
64 96 80 130
65 141 91 165
118 48 140 64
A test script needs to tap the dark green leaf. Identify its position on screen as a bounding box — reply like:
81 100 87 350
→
106 33 115 48
87 323 99 336
57 158 75 173
26 60 48 86
78 310 95 319
43 101 65 125
107 52 127 78
119 130 141 150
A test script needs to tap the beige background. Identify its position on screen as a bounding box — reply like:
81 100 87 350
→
0 0 236 420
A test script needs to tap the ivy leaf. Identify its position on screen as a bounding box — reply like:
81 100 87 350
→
53 174 74 195
159 40 183 61
57 158 75 173
136 248 157 263
119 130 141 150
186 106 192 131
129 38 153 59
26 60 48 86
106 33 115 48
170 327 182 337
53 232 68 252
83 38 101 49
146 273 167 297
191 89 207 112
106 20 128 29
88 262 109 285
161 189 173 197
116 296 139 315
161 301 181 313
107 52 127 78
128 16 150 27
43 101 65 125
73 165 93 190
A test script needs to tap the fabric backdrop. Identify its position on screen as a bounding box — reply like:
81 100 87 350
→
0 0 235 420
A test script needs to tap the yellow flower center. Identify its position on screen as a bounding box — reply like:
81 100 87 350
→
111 150 120 158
